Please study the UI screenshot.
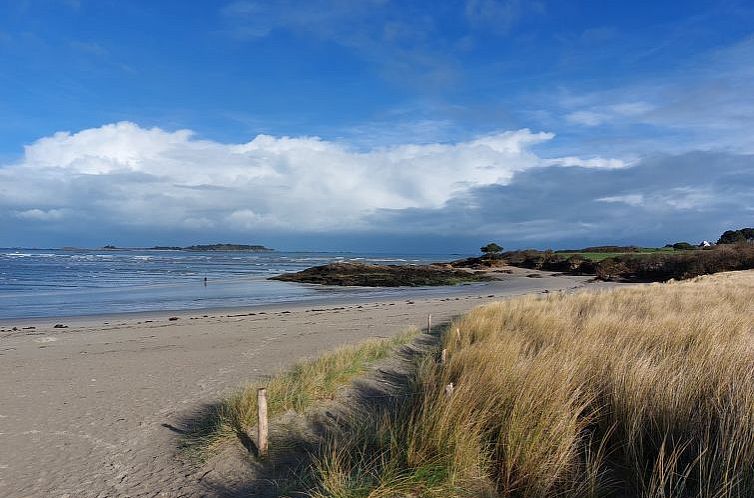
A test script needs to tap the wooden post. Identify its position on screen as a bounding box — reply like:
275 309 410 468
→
427 313 432 334
257 388 268 457
445 382 455 398
455 327 461 343
441 348 448 364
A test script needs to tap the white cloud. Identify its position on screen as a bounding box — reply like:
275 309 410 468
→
24 123 193 171
0 122 622 234
557 37 754 154
565 102 654 127
597 194 645 207
598 188 717 211
369 151 754 245
609 102 653 116
659 187 716 210
545 156 627 169
14 208 67 221
565 110 605 127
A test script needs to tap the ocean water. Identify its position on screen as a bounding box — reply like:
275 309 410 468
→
0 249 473 319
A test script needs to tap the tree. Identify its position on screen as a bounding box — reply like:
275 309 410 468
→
480 243 503 259
718 228 754 245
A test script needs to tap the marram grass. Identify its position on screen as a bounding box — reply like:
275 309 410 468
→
307 271 754 498
184 329 418 456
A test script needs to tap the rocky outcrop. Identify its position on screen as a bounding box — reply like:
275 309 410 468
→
270 262 492 287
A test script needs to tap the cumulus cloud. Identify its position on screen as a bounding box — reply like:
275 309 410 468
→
2 122 750 248
0 121 603 237
14 208 67 221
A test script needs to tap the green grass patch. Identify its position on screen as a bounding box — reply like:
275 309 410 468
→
557 247 673 261
183 329 418 456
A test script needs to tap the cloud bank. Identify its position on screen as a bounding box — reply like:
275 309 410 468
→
369 152 754 245
0 122 558 231
0 121 750 249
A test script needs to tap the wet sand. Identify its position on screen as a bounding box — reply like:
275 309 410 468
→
0 269 619 497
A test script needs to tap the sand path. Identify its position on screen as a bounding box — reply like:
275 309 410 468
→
0 270 614 497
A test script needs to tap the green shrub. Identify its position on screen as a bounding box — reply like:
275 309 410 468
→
595 243 754 281
671 242 696 250
717 228 754 245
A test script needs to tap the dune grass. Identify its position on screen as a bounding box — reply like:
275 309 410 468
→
306 271 754 497
183 329 418 456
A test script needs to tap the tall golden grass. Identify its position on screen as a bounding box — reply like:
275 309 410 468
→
309 271 754 497
183 330 417 456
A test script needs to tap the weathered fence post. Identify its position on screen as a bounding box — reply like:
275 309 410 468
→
441 348 448 364
257 388 269 457
427 313 432 334
455 327 461 343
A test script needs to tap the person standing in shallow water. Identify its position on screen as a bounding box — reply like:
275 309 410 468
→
203 277 207 286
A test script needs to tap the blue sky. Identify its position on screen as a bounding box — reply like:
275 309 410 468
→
1 0 753 251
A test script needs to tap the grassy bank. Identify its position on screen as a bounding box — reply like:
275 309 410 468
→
500 243 754 281
307 271 754 497
555 247 672 262
184 329 418 456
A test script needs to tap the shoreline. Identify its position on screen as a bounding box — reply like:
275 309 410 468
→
0 281 493 327
0 270 622 497
0 267 588 329
0 248 476 323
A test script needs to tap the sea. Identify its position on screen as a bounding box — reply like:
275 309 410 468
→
0 249 475 319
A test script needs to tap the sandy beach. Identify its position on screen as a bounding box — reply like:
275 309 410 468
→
0 269 619 497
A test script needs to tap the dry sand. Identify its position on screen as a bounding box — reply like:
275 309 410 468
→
0 269 620 497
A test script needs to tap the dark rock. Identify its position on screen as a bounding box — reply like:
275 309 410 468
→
270 262 492 287
447 256 509 270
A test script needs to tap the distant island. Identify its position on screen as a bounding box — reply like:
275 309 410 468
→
95 243 274 252
151 243 274 252
183 244 273 252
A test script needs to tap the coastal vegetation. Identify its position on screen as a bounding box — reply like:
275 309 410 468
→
480 243 504 259
667 242 697 250
270 262 492 287
183 330 417 456
299 270 754 497
450 229 754 282
491 243 754 281
271 237 753 289
555 246 673 260
718 228 754 245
